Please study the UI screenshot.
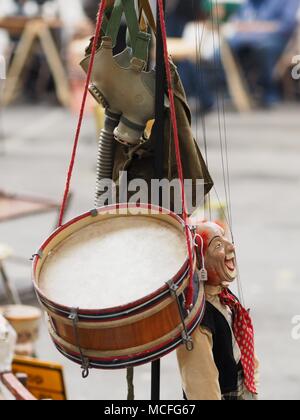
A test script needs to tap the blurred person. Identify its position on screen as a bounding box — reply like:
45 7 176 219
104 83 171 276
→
0 0 17 16
55 0 93 39
166 0 204 37
165 1 217 113
82 0 105 22
0 0 17 56
82 0 127 54
82 0 115 22
226 0 300 107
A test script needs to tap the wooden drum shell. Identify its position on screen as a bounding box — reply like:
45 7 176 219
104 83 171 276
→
32 204 205 370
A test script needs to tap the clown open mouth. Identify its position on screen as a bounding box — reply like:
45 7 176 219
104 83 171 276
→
225 253 237 278
225 258 236 272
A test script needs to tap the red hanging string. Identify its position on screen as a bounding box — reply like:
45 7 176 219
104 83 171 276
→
157 0 195 308
57 0 194 306
58 0 107 227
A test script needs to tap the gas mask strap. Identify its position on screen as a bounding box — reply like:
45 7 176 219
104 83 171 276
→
122 0 151 62
122 0 141 52
105 0 124 48
134 32 151 65
139 10 147 33
138 0 157 36
105 0 151 64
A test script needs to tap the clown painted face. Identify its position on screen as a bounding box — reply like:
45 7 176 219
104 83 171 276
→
197 222 237 287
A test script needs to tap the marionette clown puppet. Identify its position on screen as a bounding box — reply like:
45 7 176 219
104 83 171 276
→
177 222 259 401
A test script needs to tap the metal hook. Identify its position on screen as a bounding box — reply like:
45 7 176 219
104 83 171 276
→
81 358 90 379
182 331 194 352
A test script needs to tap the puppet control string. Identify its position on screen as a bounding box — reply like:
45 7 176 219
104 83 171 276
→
193 0 245 306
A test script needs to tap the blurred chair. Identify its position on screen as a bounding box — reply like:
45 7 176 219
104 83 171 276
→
0 16 70 106
167 31 253 112
220 34 253 112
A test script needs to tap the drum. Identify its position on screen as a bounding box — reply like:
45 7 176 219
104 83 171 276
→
32 204 205 373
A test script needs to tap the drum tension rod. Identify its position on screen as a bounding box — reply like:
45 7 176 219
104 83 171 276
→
69 308 90 379
166 281 194 352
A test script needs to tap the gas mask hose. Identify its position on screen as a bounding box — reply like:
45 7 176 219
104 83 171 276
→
95 109 120 206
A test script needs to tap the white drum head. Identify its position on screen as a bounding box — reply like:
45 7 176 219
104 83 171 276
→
39 216 187 310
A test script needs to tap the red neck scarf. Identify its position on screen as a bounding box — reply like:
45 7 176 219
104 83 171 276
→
219 289 257 394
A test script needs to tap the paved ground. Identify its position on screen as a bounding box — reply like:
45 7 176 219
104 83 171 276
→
0 103 300 400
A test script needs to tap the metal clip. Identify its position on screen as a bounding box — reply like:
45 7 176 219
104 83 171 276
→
199 268 208 282
189 225 197 236
81 358 90 379
166 281 194 353
166 280 178 297
90 209 98 218
130 57 146 72
69 309 79 323
182 331 194 352
30 250 43 261
69 308 90 379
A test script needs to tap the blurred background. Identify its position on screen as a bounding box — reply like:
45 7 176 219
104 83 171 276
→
0 0 300 400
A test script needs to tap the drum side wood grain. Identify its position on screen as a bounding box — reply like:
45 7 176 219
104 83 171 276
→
50 298 181 351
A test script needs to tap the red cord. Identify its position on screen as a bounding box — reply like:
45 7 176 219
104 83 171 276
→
58 0 194 306
58 0 107 227
157 0 194 308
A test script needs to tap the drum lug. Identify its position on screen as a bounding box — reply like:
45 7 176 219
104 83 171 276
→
189 225 197 235
182 331 194 352
69 308 91 379
90 209 99 217
166 280 178 296
30 249 43 261
166 281 194 352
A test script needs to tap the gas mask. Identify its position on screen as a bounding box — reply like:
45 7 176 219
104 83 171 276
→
81 0 156 146
81 0 157 205
81 37 155 147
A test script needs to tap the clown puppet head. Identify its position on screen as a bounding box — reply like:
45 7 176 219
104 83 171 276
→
195 221 237 287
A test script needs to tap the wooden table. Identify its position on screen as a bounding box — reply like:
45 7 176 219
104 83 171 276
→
0 16 60 34
0 17 71 107
0 373 37 401
0 191 59 222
